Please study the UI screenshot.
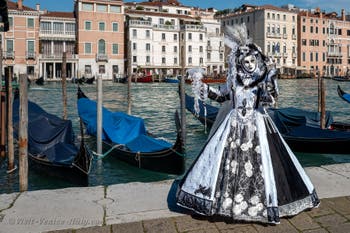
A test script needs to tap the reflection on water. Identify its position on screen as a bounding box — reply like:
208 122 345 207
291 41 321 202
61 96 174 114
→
1 79 350 193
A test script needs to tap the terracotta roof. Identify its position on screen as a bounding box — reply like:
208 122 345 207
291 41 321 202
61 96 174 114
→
7 0 36 11
126 9 196 20
260 5 291 13
41 11 75 19
124 0 189 8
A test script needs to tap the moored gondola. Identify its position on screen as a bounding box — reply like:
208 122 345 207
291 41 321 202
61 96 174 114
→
12 93 92 185
185 93 350 154
337 85 350 104
77 87 185 174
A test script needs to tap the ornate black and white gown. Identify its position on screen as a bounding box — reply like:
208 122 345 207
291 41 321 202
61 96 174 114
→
176 75 319 224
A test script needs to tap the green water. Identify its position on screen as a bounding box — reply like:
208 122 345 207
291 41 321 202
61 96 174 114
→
1 79 350 194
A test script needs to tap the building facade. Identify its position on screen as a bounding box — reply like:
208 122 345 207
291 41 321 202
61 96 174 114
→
124 0 224 77
39 11 78 79
3 0 40 79
218 4 298 76
75 0 124 79
298 8 350 77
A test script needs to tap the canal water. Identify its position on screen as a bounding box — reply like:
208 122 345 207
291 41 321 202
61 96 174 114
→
1 78 350 194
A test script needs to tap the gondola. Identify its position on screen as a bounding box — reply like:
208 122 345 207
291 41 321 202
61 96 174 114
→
185 93 350 154
84 76 95 84
337 85 350 103
332 76 350 82
35 76 44 85
77 88 185 174
71 77 84 84
12 91 92 184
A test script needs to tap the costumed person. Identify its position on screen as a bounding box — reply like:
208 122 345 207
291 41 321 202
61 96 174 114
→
176 24 319 224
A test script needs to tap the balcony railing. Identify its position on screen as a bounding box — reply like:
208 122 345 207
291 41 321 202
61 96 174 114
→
283 34 288 39
96 53 108 62
327 52 342 57
266 32 282 38
283 53 288 57
292 34 297 40
292 52 297 58
40 53 78 60
219 46 225 52
129 20 152 27
207 46 212 51
153 24 178 31
180 24 205 32
26 51 36 60
3 51 15 59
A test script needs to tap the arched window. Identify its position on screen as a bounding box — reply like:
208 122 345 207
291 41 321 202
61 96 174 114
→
98 39 105 54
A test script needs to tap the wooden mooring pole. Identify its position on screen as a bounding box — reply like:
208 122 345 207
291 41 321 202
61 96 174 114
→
6 68 15 172
0 91 5 158
97 75 103 155
319 72 326 129
19 74 28 191
179 45 186 145
127 74 132 115
61 52 67 120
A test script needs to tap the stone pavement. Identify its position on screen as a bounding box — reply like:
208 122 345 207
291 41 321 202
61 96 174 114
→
1 163 350 233
46 196 350 233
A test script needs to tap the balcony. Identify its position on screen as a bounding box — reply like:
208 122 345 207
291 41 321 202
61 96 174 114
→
40 53 78 60
207 46 212 51
266 32 282 38
283 53 288 57
283 34 288 39
153 24 178 31
26 51 36 60
327 51 342 57
3 51 15 59
129 20 152 28
180 24 205 32
96 53 108 62
219 46 225 52
292 34 297 40
292 52 297 58
39 30 75 41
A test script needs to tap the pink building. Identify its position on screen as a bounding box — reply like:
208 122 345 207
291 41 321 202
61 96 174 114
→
3 0 40 79
75 0 124 79
298 8 350 77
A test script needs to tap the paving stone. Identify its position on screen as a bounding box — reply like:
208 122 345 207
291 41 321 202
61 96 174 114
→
307 203 335 217
112 221 144 233
314 213 348 227
174 215 213 232
43 230 73 233
253 219 298 233
220 225 257 233
321 197 350 215
143 218 177 233
302 228 328 233
288 212 321 231
75 225 111 233
187 227 220 233
327 222 350 233
215 220 249 230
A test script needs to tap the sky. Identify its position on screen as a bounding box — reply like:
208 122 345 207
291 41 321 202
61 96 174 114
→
21 0 349 14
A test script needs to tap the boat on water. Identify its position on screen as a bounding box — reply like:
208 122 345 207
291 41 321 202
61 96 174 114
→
77 88 185 174
185 93 350 154
12 93 92 184
131 74 153 83
185 76 226 84
35 76 44 85
84 76 95 84
164 76 180 83
337 85 350 103
113 74 127 83
331 76 350 82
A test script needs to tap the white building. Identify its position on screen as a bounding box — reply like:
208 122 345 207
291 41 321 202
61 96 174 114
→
218 4 298 75
124 0 224 77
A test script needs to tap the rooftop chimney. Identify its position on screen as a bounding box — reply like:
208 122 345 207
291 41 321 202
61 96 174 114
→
17 0 23 10
341 9 345 21
36 3 40 11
